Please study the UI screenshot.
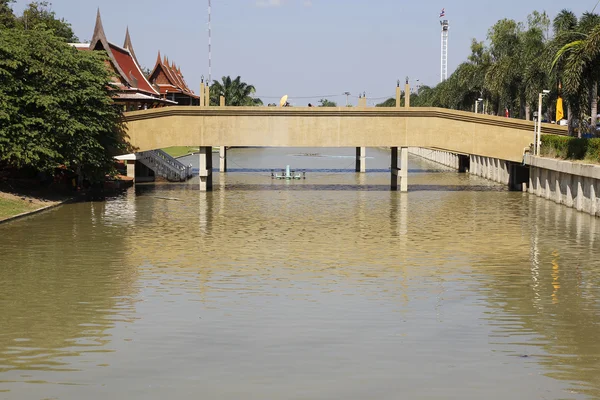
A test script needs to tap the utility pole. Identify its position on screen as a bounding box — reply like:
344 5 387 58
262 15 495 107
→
344 92 351 107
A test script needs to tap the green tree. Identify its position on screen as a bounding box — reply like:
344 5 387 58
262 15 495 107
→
209 76 262 106
554 12 600 136
0 28 127 179
485 19 524 116
521 11 551 120
0 0 15 28
551 9 580 135
376 98 396 107
318 98 337 107
17 2 77 42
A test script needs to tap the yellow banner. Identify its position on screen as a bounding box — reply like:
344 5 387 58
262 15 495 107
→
556 97 564 121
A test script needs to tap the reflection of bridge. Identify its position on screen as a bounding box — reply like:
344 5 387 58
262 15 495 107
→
123 106 567 191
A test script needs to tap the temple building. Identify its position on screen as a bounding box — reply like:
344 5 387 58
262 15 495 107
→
148 52 200 105
71 11 177 111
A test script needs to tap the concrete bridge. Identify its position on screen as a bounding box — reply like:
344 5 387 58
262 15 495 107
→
122 106 567 191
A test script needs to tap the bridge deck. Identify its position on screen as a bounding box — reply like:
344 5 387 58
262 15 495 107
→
123 107 567 163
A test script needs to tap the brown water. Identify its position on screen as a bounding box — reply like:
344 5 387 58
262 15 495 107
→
1 147 600 399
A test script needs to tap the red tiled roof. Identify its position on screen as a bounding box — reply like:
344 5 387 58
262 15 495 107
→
148 52 198 99
109 43 158 95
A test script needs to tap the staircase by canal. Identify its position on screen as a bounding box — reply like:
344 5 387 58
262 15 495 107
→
137 149 192 182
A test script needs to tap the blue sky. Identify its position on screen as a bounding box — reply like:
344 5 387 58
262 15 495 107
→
11 0 592 105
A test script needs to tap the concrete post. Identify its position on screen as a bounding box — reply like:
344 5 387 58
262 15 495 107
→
205 86 210 107
355 147 366 173
358 97 367 108
396 86 401 108
220 95 225 107
200 82 205 107
404 84 410 108
220 146 227 173
126 160 136 183
199 146 213 191
391 147 398 191
400 147 408 192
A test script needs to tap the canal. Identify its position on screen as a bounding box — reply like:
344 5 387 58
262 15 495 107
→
1 147 600 399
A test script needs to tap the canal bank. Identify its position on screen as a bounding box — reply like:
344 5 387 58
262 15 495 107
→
0 192 72 224
409 147 600 217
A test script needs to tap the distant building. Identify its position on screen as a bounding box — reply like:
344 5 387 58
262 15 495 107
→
148 52 200 106
70 11 176 111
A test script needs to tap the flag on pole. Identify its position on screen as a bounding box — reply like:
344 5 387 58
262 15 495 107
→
439 8 445 18
556 97 564 121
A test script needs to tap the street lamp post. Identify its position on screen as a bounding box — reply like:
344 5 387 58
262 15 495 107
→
536 90 550 155
475 98 483 114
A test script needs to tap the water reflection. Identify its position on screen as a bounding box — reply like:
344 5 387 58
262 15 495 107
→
1 148 600 399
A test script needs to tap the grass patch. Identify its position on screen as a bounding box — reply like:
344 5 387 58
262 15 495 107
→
161 146 200 158
0 197 40 220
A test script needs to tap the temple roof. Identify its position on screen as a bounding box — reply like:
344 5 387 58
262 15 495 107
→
85 10 159 97
148 52 199 99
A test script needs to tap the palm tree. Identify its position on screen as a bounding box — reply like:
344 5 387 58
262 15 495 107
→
209 76 263 106
554 13 600 136
551 9 580 135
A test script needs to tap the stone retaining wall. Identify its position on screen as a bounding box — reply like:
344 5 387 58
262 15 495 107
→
408 147 511 185
525 155 600 217
409 148 600 217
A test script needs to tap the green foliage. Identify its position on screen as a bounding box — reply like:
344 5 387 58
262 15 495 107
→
540 134 600 162
209 76 262 106
0 28 127 179
17 2 77 42
376 98 396 107
318 98 337 107
415 8 600 134
0 0 15 28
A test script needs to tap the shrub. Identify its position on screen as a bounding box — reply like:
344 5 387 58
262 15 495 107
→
540 135 600 163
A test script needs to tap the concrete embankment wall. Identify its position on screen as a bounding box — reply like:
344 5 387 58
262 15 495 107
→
409 147 600 217
408 147 511 185
525 155 600 217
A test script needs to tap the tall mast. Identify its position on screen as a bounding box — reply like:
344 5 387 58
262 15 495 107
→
440 19 449 82
208 0 212 85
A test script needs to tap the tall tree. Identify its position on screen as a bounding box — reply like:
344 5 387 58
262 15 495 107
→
552 9 580 135
521 11 550 120
209 76 262 106
0 28 127 178
17 1 77 42
0 0 15 28
485 19 523 117
554 12 600 136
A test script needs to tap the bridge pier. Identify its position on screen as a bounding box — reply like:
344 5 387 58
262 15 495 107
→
355 147 366 172
391 147 408 192
220 146 227 172
198 146 213 191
